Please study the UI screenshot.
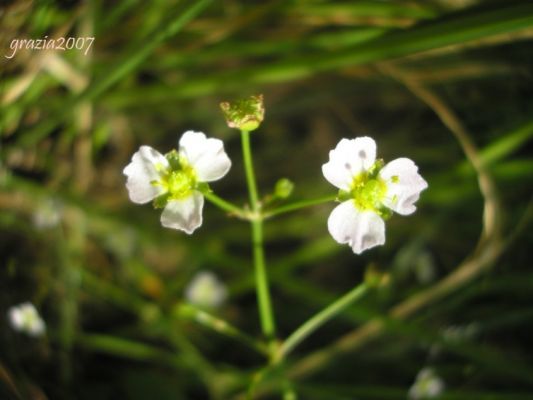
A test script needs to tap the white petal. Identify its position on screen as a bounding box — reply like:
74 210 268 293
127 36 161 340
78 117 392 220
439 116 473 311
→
28 318 46 336
379 158 428 215
327 200 385 254
179 131 231 182
8 307 23 329
160 192 204 234
322 137 377 190
123 146 169 204
409 368 445 399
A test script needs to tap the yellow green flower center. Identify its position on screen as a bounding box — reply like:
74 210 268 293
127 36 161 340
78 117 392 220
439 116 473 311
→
164 169 196 199
151 151 197 208
337 160 392 219
350 173 387 212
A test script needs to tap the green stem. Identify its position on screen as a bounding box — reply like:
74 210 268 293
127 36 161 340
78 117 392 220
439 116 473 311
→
241 131 260 208
81 269 148 313
176 303 269 356
264 195 337 219
202 190 246 218
57 213 85 386
282 378 298 400
247 365 272 400
253 219 275 338
168 323 218 383
241 130 276 342
278 283 367 359
77 333 183 369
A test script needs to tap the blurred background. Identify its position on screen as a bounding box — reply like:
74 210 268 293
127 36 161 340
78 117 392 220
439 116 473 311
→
1 0 532 399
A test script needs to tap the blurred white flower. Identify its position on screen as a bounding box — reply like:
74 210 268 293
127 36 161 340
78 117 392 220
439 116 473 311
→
414 251 437 285
393 242 437 285
123 131 231 234
185 271 227 309
33 198 63 229
322 137 427 254
408 368 445 399
8 302 46 337
442 322 479 343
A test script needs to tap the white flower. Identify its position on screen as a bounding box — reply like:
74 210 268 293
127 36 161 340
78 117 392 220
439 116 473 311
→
8 302 46 337
442 322 479 343
123 131 231 234
185 271 228 309
322 137 427 254
408 368 445 399
33 198 63 229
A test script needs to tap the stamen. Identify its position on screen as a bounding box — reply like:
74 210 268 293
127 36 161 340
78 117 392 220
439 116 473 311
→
157 161 197 201
349 161 388 214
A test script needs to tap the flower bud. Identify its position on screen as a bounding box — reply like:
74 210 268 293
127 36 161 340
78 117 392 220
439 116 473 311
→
220 95 264 131
274 178 294 199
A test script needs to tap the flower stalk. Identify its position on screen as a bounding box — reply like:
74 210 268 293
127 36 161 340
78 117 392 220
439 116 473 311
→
241 130 277 346
202 190 246 219
176 303 269 356
277 283 367 360
264 194 337 219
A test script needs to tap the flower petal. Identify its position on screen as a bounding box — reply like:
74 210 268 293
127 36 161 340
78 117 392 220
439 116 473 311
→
379 158 428 215
327 200 385 254
179 131 231 182
160 192 204 234
322 137 377 190
123 146 169 204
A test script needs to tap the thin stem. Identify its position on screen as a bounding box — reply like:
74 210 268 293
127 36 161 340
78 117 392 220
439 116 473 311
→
77 333 184 369
241 131 260 208
264 195 337 219
278 283 367 359
282 379 298 400
176 303 269 356
169 323 218 380
252 219 275 339
57 211 85 387
241 130 276 342
247 366 270 400
202 190 246 219
81 269 148 313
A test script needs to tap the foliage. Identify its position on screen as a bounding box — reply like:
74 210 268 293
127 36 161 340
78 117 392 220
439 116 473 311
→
1 0 532 399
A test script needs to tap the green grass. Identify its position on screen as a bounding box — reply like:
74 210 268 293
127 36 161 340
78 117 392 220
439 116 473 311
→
1 0 532 399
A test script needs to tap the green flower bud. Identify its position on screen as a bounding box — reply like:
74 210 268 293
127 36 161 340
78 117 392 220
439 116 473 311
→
274 178 294 199
220 94 265 131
